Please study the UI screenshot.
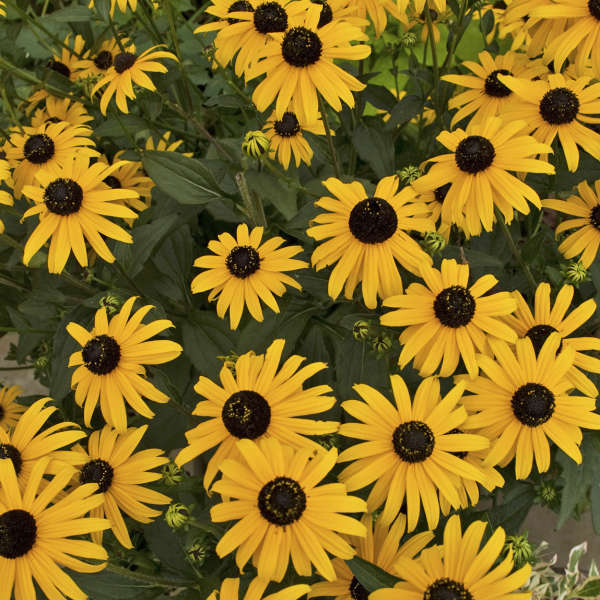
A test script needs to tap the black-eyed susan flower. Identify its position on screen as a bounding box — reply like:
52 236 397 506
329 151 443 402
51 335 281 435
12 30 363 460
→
61 425 170 548
4 121 97 197
91 44 177 115
21 155 140 273
338 375 489 531
75 37 133 80
196 0 310 78
371 514 531 600
504 282 600 398
381 258 518 377
543 179 600 267
411 117 554 236
309 513 433 600
209 577 310 600
0 459 109 600
307 176 434 309
30 97 94 130
176 338 338 488
499 73 600 172
191 223 307 329
67 296 183 432
210 437 367 582
0 397 86 490
0 386 25 431
248 4 371 123
442 51 547 127
461 334 600 479
263 108 326 168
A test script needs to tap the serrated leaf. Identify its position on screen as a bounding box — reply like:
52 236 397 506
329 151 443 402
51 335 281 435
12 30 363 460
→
346 556 400 592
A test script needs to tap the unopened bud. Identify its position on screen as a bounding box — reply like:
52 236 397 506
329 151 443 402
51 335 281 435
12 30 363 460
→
353 320 370 341
401 32 418 47
242 131 270 158
372 333 392 354
503 533 535 568
161 462 184 486
562 261 589 285
398 165 422 183
165 503 190 529
422 231 447 254
99 295 122 315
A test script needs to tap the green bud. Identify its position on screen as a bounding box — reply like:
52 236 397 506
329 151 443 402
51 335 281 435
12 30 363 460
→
353 320 370 341
398 165 422 183
503 533 535 568
422 231 447 255
217 353 239 377
400 32 418 48
99 295 122 315
538 481 558 507
165 503 190 529
34 356 49 370
186 537 209 566
316 433 340 450
562 261 589 285
372 334 392 354
161 462 184 486
242 130 270 158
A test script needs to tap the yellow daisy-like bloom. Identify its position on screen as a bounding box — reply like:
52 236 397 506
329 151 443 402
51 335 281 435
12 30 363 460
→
0 157 13 234
354 0 407 36
307 176 434 309
411 117 554 236
4 121 97 197
67 296 183 432
208 577 310 600
30 97 93 130
91 44 177 115
195 0 310 79
414 186 453 241
263 108 326 169
461 334 600 479
371 514 532 600
504 282 600 398
191 223 307 329
0 397 86 491
74 37 133 80
0 386 25 431
175 338 338 489
442 51 547 127
248 4 371 124
381 258 518 377
210 437 367 582
21 155 139 273
0 459 109 600
499 73 600 172
542 178 600 267
144 130 192 155
309 513 434 600
61 425 170 548
338 375 489 531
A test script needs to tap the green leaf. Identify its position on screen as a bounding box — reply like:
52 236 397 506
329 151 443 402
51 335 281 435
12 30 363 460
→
48 5 92 21
346 556 400 592
69 569 162 600
567 541 587 574
142 151 226 205
363 85 398 112
142 518 197 578
572 577 600 598
95 115 147 138
244 171 297 220
385 94 424 130
352 125 395 179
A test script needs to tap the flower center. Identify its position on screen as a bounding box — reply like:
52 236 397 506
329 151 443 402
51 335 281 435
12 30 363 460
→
114 52 137 74
0 510 37 559
484 69 512 97
588 0 600 20
48 59 71 78
455 135 495 173
525 324 559 356
80 459 114 493
104 175 122 189
82 334 121 375
392 420 435 463
511 383 555 427
590 205 600 229
254 2 288 33
434 285 476 327
44 178 83 215
94 50 113 70
448 428 467 459
348 197 398 244
282 26 323 67
274 112 301 137
434 182 451 203
24 134 55 164
225 245 261 278
539 87 579 125
312 0 333 26
0 405 4 422
424 578 473 600
0 444 22 475
349 577 369 600
258 476 306 525
228 0 253 23
221 390 271 439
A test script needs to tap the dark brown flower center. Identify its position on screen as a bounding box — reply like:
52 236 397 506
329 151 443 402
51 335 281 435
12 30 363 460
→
225 245 261 278
424 578 473 600
48 59 71 79
258 476 306 525
588 0 600 20
80 459 114 492
104 175 122 189
348 197 398 244
44 178 83 215
455 135 495 173
525 324 559 356
0 510 37 559
539 87 579 125
0 444 22 475
484 69 512 97
349 577 369 600
393 420 435 462
434 285 476 327
312 0 333 27
94 50 113 70
0 405 4 422
511 383 555 427
114 52 137 73
590 205 600 229
282 26 323 67
274 112 301 137
24 134 55 164
82 334 121 375
228 0 253 23
221 390 271 439
254 1 287 33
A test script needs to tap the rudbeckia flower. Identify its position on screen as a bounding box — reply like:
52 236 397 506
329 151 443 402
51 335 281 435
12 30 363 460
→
30 97 94 130
74 37 133 79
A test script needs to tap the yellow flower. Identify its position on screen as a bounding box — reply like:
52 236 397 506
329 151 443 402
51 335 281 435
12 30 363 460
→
74 37 133 80
30 97 94 130
0 386 25 431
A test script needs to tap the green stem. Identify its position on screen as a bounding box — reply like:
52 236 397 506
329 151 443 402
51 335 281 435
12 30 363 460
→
105 563 196 588
58 271 96 293
165 0 194 113
107 15 126 53
261 159 319 197
0 365 35 370
424 9 439 83
235 171 266 227
318 95 341 179
111 261 146 298
494 207 537 290
0 233 23 250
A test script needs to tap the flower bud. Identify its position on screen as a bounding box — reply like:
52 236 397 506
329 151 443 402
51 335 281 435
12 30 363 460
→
398 165 422 183
242 131 270 158
165 503 190 529
161 462 184 486
353 320 370 341
372 333 392 354
503 533 535 568
422 231 447 254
